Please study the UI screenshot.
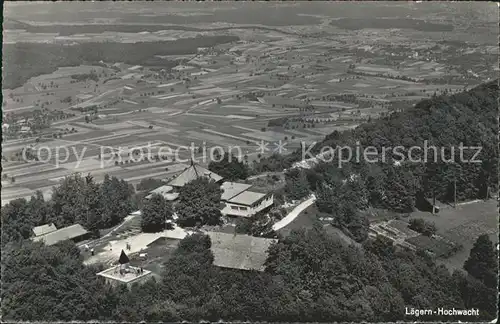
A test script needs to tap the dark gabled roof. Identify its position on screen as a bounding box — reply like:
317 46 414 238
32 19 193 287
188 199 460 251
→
168 161 222 187
119 250 130 264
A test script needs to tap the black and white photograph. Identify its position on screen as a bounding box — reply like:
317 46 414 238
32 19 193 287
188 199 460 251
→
1 1 498 322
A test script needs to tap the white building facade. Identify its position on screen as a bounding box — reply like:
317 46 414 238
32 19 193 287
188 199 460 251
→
220 182 274 218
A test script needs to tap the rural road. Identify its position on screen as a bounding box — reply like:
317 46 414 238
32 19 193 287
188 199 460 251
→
247 172 283 181
69 88 120 109
272 194 316 231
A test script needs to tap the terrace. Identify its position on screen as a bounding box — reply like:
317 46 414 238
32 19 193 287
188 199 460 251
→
97 264 152 288
368 219 420 250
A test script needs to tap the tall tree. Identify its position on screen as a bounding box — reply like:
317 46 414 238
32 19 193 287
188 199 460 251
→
25 191 52 226
81 174 102 235
175 178 222 227
99 175 134 228
136 178 167 192
1 240 115 321
463 234 498 288
208 153 249 181
316 174 369 242
49 173 89 227
0 198 32 245
284 169 310 201
141 193 173 233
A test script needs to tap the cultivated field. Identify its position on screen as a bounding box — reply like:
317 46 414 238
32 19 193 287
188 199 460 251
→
2 4 495 205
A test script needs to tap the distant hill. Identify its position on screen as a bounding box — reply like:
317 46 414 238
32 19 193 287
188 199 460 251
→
3 19 301 37
330 17 454 32
2 18 32 30
2 35 239 90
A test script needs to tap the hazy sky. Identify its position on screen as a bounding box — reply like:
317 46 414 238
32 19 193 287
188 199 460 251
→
4 1 497 25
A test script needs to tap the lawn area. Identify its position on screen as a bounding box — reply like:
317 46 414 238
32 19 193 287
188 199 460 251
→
362 207 411 223
246 173 286 193
277 202 331 237
406 234 461 259
408 199 498 270
276 201 360 248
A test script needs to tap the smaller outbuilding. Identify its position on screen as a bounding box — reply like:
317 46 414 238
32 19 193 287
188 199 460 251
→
31 224 90 246
32 223 57 237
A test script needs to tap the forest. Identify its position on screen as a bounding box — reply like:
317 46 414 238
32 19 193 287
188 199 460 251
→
259 80 498 210
0 80 498 321
2 35 239 89
1 228 497 321
253 80 498 243
1 174 135 245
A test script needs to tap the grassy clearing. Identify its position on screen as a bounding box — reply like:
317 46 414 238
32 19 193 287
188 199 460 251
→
409 200 498 270
277 202 329 237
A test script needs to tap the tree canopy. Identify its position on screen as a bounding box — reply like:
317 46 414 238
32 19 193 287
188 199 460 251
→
175 177 223 227
141 193 173 233
235 210 277 238
1 240 114 321
463 234 498 289
208 153 249 181
1 173 135 248
283 168 310 201
1 225 497 322
408 218 437 237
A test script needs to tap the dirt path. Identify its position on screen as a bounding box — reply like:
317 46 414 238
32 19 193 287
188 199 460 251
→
78 213 139 248
272 195 316 231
